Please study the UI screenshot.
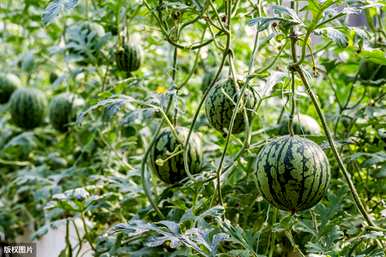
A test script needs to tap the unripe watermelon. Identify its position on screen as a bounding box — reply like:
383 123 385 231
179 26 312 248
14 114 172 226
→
115 44 142 73
65 22 105 65
149 127 203 184
358 60 386 86
205 78 256 135
0 73 21 104
49 93 85 132
9 88 47 130
49 72 58 84
256 135 330 212
278 114 321 135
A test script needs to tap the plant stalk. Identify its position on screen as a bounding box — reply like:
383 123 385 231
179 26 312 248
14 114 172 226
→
294 65 378 229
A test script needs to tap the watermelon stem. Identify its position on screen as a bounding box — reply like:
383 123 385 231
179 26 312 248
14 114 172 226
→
214 0 235 206
155 148 184 167
285 231 306 257
142 0 223 50
294 64 383 236
182 37 230 185
287 71 296 136
140 96 177 219
267 207 278 257
289 27 384 247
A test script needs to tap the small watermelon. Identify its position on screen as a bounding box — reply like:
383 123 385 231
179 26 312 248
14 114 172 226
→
278 114 321 135
256 135 330 212
358 60 386 86
9 88 47 130
49 72 59 84
149 127 203 184
205 78 256 135
49 93 85 132
0 73 21 104
115 43 142 73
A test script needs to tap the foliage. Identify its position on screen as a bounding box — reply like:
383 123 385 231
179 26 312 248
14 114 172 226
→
0 0 385 256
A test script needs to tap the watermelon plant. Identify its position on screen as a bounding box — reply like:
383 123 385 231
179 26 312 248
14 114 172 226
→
65 22 106 65
0 0 385 256
9 88 47 130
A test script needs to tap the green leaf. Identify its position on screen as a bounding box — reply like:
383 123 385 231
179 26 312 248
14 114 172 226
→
359 49 386 65
271 5 303 25
316 27 348 48
42 0 79 25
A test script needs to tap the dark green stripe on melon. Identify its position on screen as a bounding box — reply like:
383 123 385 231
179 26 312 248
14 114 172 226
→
49 93 85 132
205 78 256 135
149 127 203 184
256 135 330 212
115 44 142 73
9 88 47 130
278 114 321 135
0 73 21 104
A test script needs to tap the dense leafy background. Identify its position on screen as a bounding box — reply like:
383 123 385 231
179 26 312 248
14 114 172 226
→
0 0 385 256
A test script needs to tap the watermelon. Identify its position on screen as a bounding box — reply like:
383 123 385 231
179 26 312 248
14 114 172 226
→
115 44 142 73
9 88 47 130
256 135 330 212
205 78 256 135
358 60 386 86
0 73 21 104
49 93 85 132
278 114 321 135
49 72 58 84
149 127 203 184
65 22 105 65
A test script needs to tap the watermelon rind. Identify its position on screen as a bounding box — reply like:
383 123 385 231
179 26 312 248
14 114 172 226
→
256 135 330 212
9 88 47 130
49 93 85 132
205 78 256 135
0 73 21 104
149 127 203 184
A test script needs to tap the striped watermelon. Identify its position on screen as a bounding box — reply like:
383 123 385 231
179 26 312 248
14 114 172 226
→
278 114 321 135
205 78 256 135
49 72 58 84
256 135 330 212
149 127 203 184
9 88 47 130
115 44 142 73
49 93 85 132
358 60 386 86
0 73 21 104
